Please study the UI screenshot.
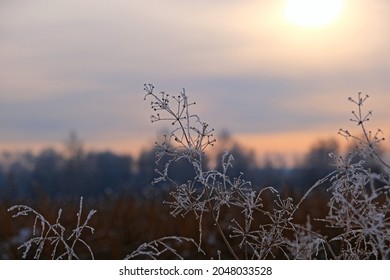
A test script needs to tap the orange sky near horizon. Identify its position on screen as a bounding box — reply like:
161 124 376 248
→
1 126 388 168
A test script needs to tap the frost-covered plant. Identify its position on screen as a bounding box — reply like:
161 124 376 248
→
339 93 390 171
143 84 332 259
325 153 390 259
324 93 390 259
124 236 205 260
8 197 96 259
143 85 390 260
286 216 330 260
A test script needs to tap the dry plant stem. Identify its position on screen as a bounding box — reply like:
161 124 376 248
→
145 84 238 259
340 93 390 170
293 224 337 259
291 171 336 217
125 236 205 260
356 99 390 170
8 197 96 259
204 183 239 260
9 206 76 259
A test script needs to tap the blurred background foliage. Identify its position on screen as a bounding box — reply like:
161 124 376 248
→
0 131 385 259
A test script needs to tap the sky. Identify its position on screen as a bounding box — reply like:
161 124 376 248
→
1 0 390 162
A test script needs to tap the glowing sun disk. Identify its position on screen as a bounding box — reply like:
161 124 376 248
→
284 0 343 27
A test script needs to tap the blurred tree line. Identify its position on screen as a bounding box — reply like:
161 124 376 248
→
0 132 383 199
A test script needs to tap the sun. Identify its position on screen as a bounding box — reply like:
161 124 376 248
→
284 0 343 28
